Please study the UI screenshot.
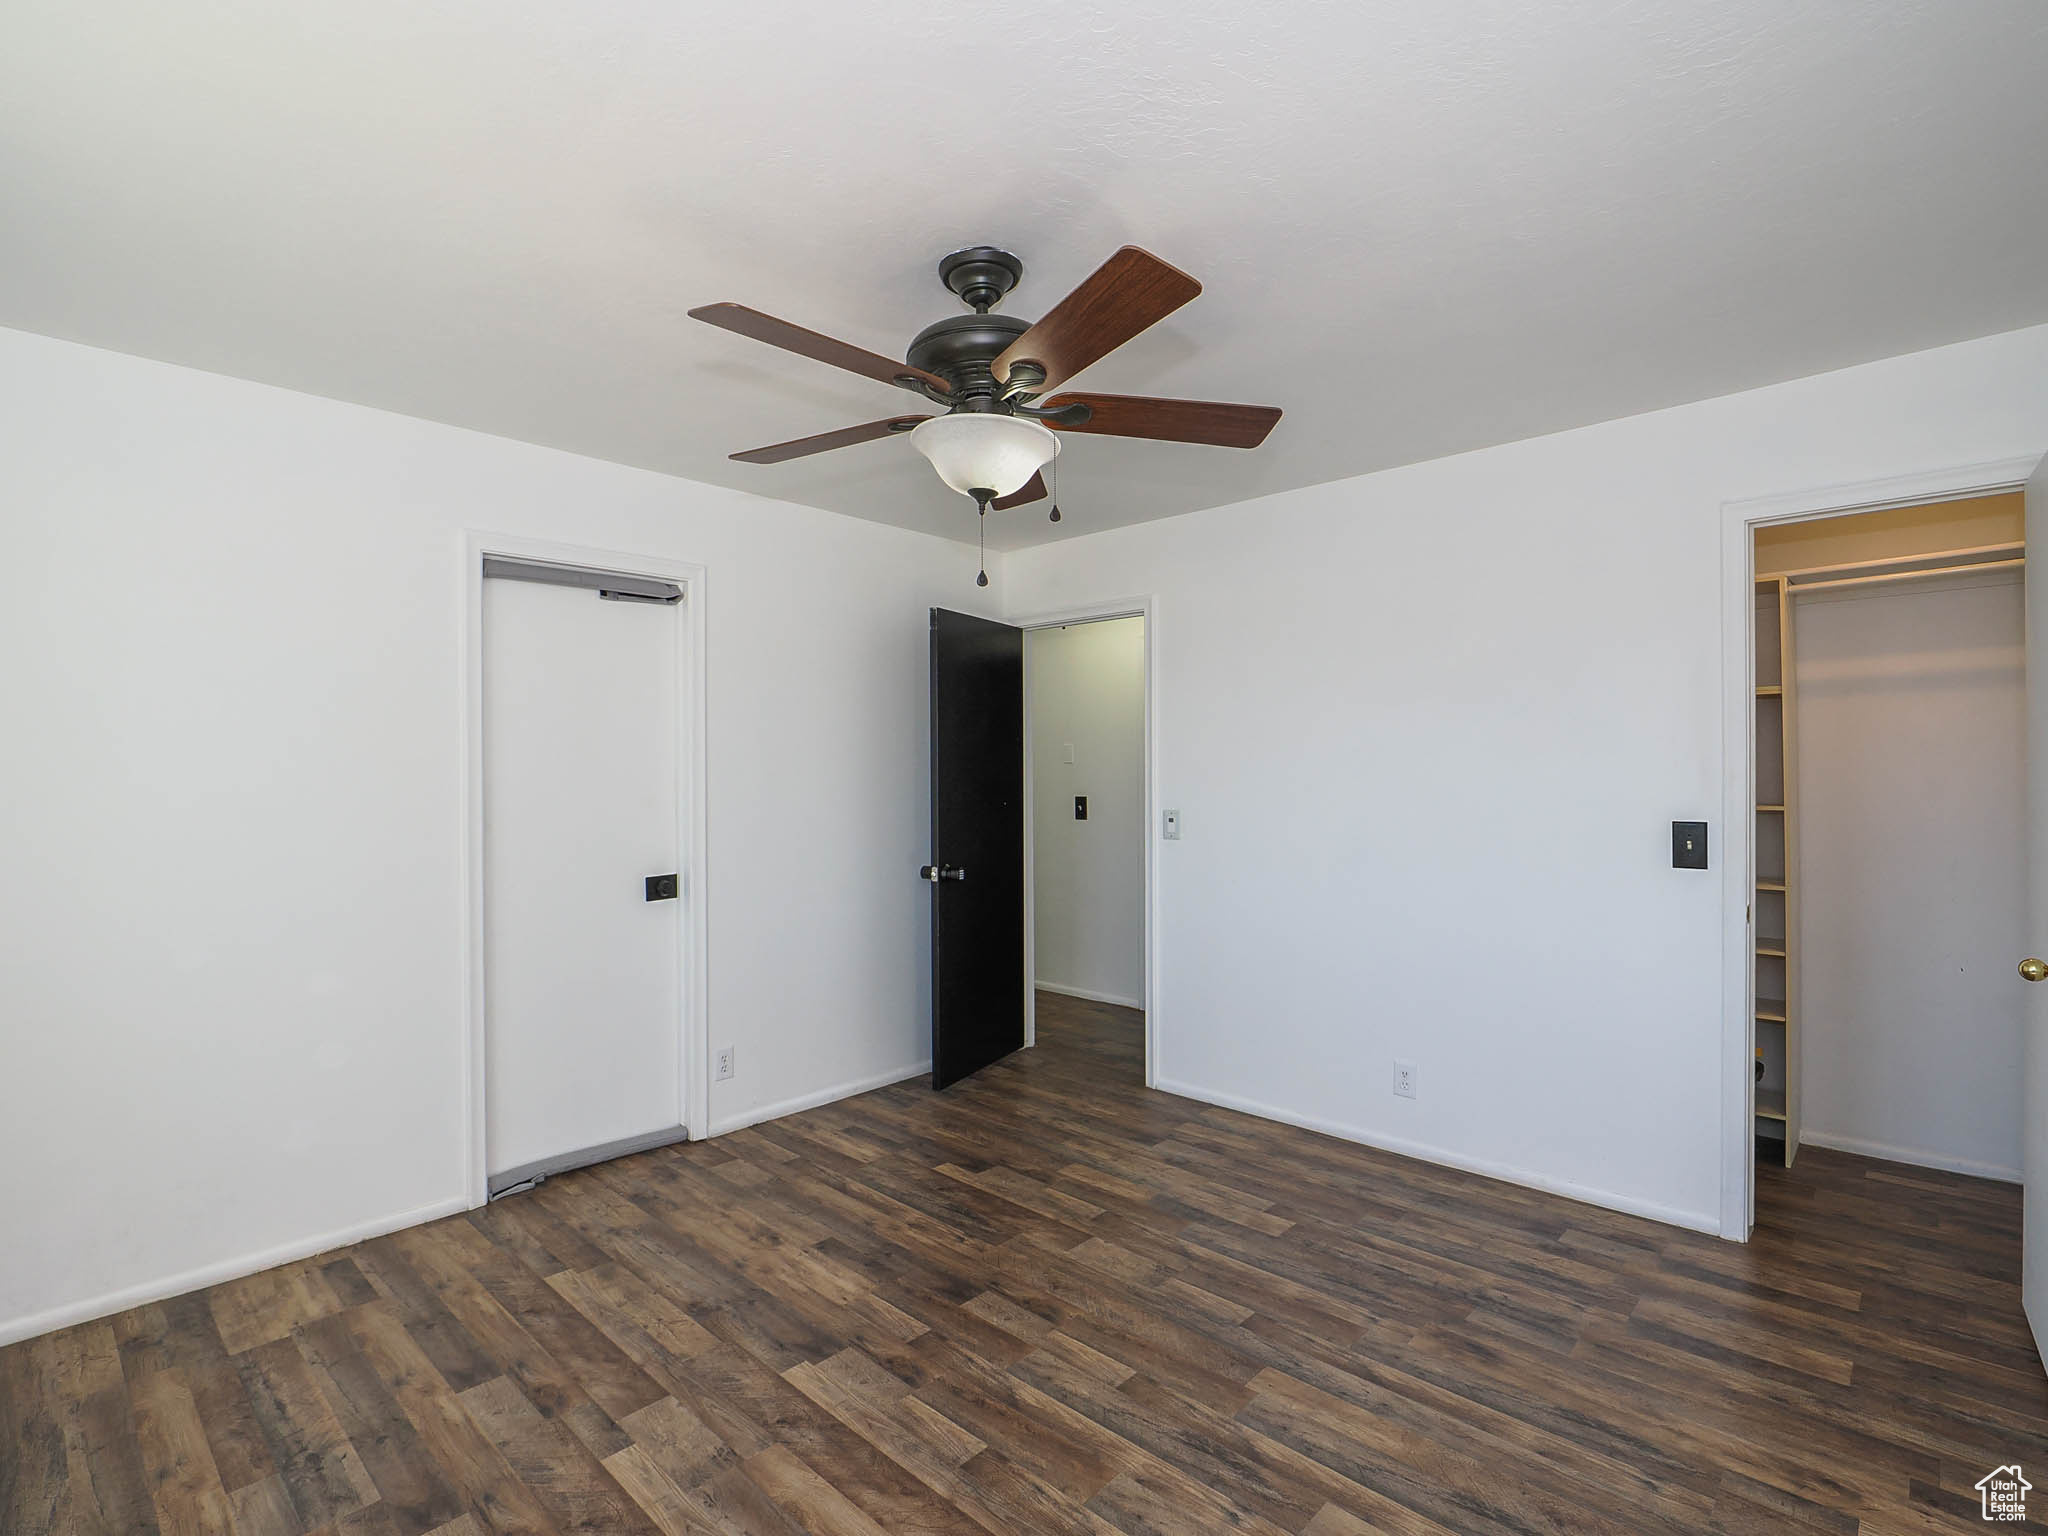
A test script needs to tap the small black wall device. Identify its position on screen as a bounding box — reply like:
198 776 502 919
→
1671 822 1708 870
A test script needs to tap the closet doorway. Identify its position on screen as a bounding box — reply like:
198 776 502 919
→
1743 492 2027 1194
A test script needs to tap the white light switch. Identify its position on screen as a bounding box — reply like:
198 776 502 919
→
1162 809 1181 840
1063 743 1076 764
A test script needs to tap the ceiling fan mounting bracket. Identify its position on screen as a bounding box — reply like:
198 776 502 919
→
937 247 1023 313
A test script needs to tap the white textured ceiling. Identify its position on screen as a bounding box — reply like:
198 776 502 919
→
4 2 2046 549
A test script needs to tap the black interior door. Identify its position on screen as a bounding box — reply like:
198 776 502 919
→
926 608 1025 1089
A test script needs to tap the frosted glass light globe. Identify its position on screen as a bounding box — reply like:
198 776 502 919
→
910 413 1059 499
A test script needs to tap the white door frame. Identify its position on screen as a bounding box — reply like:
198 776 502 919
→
1716 457 2036 1240
460 530 710 1209
1009 596 1159 1085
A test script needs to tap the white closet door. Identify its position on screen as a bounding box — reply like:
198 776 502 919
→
484 575 682 1187
2024 450 2048 1369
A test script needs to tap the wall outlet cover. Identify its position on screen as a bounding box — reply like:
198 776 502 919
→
715 1046 735 1081
1393 1060 1417 1099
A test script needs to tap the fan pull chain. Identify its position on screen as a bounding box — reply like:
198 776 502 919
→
976 494 989 587
1049 456 1062 522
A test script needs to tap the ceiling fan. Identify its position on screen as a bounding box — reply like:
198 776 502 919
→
690 245 1281 580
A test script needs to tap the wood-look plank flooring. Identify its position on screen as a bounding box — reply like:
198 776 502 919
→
5 992 2045 1534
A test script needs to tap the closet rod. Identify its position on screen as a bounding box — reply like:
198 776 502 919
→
1789 557 2024 595
1775 539 2021 584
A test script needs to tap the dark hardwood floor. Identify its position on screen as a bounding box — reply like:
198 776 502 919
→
5 992 2044 1534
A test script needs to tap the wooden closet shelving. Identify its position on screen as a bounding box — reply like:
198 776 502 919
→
1753 576 1800 1165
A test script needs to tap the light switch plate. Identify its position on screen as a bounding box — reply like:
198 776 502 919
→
1162 809 1181 840
1672 820 1709 870
1063 743 1076 764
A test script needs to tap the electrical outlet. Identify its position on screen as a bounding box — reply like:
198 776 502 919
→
1393 1060 1417 1100
715 1046 735 1081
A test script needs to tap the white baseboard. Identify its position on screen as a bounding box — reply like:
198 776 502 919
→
0 1193 471 1350
1153 1077 1720 1236
1034 979 1145 1011
1797 1129 2020 1183
707 1060 931 1138
4 1060 941 1349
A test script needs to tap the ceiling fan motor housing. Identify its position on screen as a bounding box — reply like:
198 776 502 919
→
905 311 1030 407
908 247 1053 410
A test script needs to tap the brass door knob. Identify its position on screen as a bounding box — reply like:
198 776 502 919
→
2021 958 2048 983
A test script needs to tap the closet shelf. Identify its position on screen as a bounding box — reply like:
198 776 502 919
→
1754 570 1799 1168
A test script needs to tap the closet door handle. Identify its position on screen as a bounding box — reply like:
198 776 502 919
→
2020 958 2047 983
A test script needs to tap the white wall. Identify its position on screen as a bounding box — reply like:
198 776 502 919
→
1003 322 2048 1232
0 325 994 1345
6 319 2045 1348
1793 574 2026 1179
1028 618 1146 1009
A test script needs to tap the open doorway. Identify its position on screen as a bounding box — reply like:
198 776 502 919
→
1021 609 1152 1079
1732 485 2029 1232
923 602 1154 1091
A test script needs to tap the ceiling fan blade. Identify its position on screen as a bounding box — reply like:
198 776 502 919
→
729 415 930 465
993 247 1202 395
691 303 951 395
989 470 1047 511
1044 392 1281 449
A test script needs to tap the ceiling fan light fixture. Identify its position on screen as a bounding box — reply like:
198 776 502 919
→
909 413 1059 500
